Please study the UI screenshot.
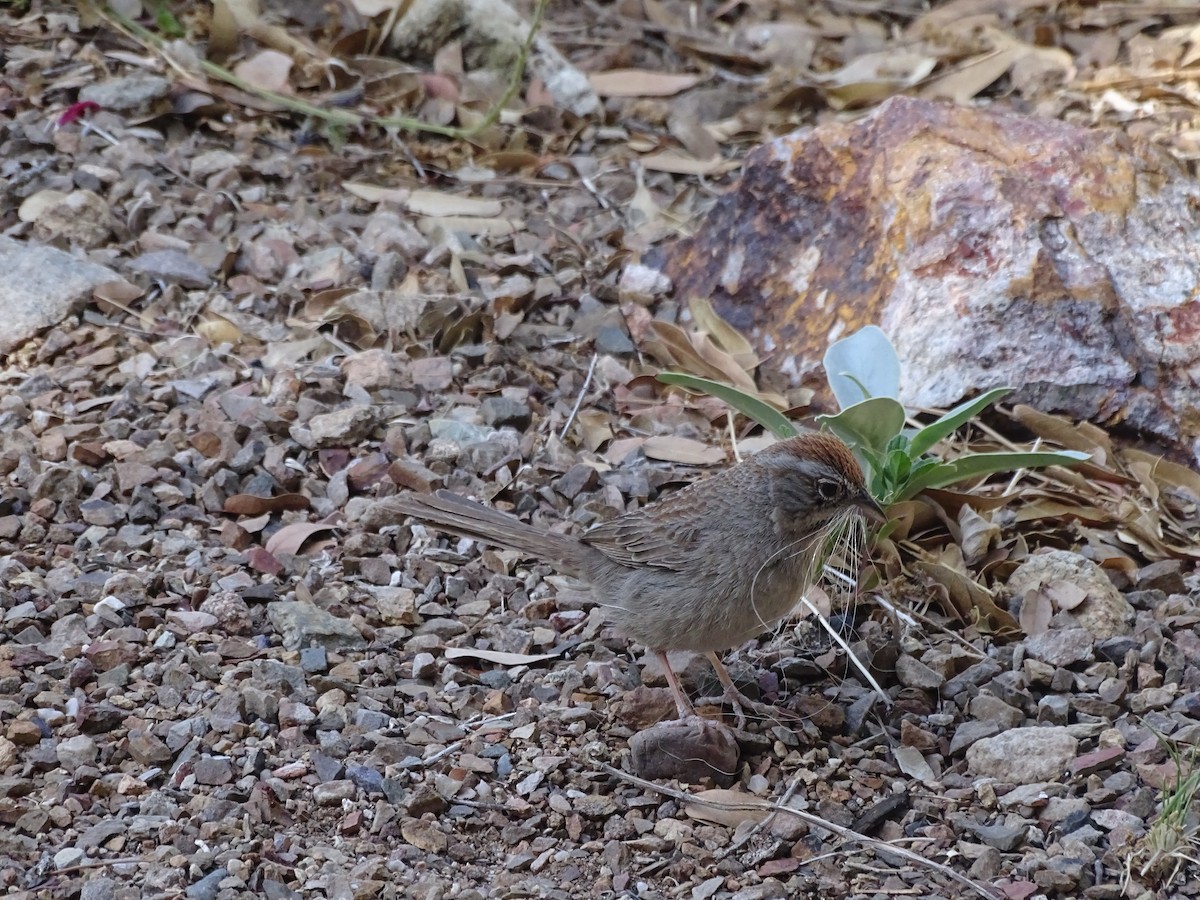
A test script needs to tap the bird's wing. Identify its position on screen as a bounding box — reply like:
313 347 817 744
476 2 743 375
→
580 485 709 571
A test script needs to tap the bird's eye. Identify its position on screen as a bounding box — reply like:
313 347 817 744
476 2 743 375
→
816 479 841 502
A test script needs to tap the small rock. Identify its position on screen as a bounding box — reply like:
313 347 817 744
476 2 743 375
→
894 654 945 689
127 250 210 288
428 418 493 446
967 726 1078 783
267 601 366 651
32 190 113 248
167 610 219 633
347 764 385 794
193 755 233 785
80 73 171 110
1075 748 1128 777
401 817 448 853
186 867 228 900
967 694 1024 730
406 784 446 816
594 322 635 354
1091 808 1146 833
300 646 328 673
1134 559 1185 594
80 877 118 900
479 396 532 431
199 592 254 634
1024 628 1094 667
411 652 437 679
970 822 1028 852
56 734 97 770
54 847 85 869
948 719 1002 756
7 720 43 747
127 728 173 765
629 719 739 786
314 780 356 805
305 406 378 447
574 794 620 819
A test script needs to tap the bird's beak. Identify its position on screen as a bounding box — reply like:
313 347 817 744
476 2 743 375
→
854 492 888 524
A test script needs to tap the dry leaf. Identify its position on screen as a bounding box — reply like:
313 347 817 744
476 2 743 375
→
684 789 770 827
343 182 412 204
816 50 937 109
1044 579 1088 612
406 190 503 217
589 70 703 97
892 746 936 783
265 522 337 556
1019 588 1052 636
444 647 564 666
957 503 1000 565
195 316 243 345
642 435 725 465
640 151 739 176
416 215 519 237
688 296 757 368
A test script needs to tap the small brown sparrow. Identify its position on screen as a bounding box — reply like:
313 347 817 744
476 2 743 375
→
373 433 883 724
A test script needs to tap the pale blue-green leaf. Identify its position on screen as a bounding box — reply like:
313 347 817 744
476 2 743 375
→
908 387 1013 458
823 325 901 409
656 372 798 439
817 396 907 456
896 450 1091 500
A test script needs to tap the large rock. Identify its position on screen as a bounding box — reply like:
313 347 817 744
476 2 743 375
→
1006 550 1133 639
0 237 124 356
662 97 1200 459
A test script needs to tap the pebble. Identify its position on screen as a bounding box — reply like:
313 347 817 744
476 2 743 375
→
56 734 98 770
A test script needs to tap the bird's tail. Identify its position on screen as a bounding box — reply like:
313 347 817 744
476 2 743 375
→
367 490 585 575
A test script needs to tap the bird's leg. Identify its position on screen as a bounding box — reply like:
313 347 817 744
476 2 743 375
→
704 651 795 727
705 651 748 729
655 650 696 720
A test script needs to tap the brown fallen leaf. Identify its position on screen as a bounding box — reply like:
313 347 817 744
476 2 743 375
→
588 69 704 97
1019 587 1052 636
642 435 726 466
265 522 338 556
685 788 771 827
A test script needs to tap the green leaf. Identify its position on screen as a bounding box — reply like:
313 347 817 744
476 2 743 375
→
896 450 1091 500
656 373 799 439
908 387 1013 458
817 396 907 456
823 325 901 409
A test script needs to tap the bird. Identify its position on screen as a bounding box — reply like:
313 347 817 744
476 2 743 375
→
371 432 884 725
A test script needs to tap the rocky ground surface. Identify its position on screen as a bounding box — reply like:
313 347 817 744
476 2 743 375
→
2 2 1200 899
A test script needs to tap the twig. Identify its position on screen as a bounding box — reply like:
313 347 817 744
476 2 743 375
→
560 353 598 441
873 595 988 660
722 774 803 858
595 762 1003 900
420 711 518 766
798 593 892 707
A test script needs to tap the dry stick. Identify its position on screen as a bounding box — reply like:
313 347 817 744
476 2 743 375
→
873 594 989 660
595 762 1003 900
94 0 550 140
559 353 598 441
798 592 891 707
